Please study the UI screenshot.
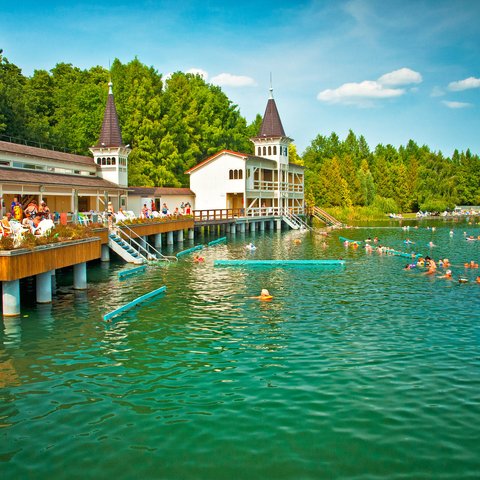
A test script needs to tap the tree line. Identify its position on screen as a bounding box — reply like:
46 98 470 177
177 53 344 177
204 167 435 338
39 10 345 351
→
1 52 478 211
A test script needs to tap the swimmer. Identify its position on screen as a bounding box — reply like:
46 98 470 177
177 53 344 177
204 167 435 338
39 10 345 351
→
476 276 480 284
246 242 256 251
459 277 469 284
252 289 273 301
437 269 452 279
428 241 436 247
193 254 205 263
449 230 454 237
293 238 302 245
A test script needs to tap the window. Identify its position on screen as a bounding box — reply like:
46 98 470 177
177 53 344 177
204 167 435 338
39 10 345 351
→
273 146 277 155
258 147 261 156
111 158 116 166
238 169 243 180
263 146 266 155
97 158 101 165
229 169 234 179
268 146 271 155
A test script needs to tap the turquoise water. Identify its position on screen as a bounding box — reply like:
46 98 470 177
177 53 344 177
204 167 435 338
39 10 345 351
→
1 221 480 479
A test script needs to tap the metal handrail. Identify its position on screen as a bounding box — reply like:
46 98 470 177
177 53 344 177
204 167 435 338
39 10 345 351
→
115 221 177 262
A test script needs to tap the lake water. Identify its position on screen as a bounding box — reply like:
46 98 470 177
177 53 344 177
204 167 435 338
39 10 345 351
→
1 220 480 479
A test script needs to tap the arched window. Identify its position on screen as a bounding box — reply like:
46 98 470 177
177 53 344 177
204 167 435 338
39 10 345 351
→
96 158 101 165
268 146 272 155
229 169 234 179
258 147 261 156
263 146 266 155
238 169 243 180
102 157 106 165
273 146 277 155
111 158 116 166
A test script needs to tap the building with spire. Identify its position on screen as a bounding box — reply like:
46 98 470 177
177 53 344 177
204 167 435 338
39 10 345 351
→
89 82 130 189
0 81 129 216
186 88 304 215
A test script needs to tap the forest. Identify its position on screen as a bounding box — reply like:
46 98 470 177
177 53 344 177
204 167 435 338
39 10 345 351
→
1 51 479 213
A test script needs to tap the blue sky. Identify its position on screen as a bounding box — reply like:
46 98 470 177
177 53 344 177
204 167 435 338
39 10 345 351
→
1 0 479 156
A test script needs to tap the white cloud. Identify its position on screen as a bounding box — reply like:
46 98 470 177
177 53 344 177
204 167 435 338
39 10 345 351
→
431 86 445 97
186 68 209 80
442 100 473 109
317 67 422 106
210 73 256 87
448 76 480 91
378 68 422 86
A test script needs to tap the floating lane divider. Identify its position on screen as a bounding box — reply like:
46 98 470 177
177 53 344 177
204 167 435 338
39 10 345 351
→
118 265 147 279
104 286 167 322
208 236 227 246
176 244 204 257
214 259 345 267
339 236 363 244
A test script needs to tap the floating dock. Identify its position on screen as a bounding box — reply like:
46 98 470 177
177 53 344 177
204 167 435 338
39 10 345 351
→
176 245 204 257
104 285 167 321
208 236 227 246
214 259 345 267
118 265 147 279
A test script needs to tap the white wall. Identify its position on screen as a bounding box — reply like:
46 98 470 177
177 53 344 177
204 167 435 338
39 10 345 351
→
160 194 195 212
189 153 245 210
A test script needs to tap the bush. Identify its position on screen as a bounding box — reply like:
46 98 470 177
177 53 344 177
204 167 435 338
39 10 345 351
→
372 196 399 214
0 235 15 250
419 198 452 213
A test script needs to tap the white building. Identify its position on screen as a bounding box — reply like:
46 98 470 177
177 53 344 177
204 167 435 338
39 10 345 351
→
186 88 304 215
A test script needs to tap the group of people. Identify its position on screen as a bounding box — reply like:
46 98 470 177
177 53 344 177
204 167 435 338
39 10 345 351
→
139 201 192 220
2 197 53 236
404 256 480 283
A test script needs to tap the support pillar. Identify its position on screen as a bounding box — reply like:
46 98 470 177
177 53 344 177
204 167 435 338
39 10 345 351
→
73 262 87 290
270 220 274 231
154 233 162 249
188 228 194 240
240 223 246 233
276 219 282 231
167 231 174 245
101 244 110 262
230 223 236 236
177 229 184 242
260 221 265 231
2 280 20 317
36 271 53 304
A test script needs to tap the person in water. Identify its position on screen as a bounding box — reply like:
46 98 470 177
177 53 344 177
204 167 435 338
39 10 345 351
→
193 254 205 263
252 289 273 300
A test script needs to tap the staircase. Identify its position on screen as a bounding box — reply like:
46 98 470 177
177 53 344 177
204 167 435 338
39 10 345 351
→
310 206 344 228
108 232 147 264
109 222 178 264
281 209 311 230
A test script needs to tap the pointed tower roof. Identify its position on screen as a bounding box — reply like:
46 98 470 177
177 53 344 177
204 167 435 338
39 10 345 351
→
255 87 286 138
95 82 124 148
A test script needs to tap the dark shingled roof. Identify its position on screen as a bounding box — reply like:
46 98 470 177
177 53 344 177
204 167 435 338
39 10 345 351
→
95 84 124 148
129 186 195 196
256 97 286 138
0 140 96 167
0 167 124 190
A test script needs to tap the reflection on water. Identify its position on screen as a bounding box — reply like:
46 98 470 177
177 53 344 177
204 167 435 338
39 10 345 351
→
1 222 480 479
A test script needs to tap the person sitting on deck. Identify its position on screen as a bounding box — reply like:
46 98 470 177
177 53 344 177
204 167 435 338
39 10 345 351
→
39 201 51 220
1 213 12 236
24 201 38 219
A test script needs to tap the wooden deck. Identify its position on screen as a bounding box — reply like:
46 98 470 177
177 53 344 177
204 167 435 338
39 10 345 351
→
0 238 102 282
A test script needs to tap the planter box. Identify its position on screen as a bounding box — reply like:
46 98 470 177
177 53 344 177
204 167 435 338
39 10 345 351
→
0 237 101 281
117 218 194 237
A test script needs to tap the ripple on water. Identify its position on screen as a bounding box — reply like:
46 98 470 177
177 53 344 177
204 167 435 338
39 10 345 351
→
1 224 480 479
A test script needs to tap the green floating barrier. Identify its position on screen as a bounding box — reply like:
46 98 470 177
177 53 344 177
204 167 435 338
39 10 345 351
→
104 285 167 322
214 259 345 267
176 245 204 257
339 236 363 244
208 236 227 246
118 265 147 279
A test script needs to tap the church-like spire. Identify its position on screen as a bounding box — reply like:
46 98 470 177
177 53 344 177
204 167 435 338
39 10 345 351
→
96 81 124 148
256 86 286 138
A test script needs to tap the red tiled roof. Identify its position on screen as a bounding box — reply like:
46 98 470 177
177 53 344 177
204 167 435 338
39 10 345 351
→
0 167 123 190
185 149 248 174
95 87 123 148
0 140 96 167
